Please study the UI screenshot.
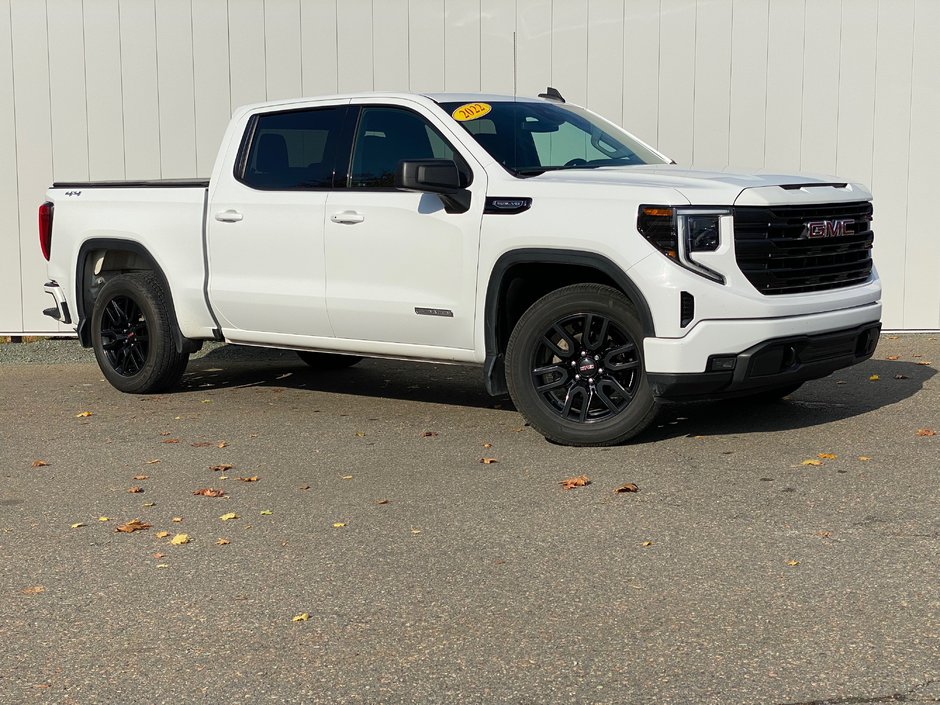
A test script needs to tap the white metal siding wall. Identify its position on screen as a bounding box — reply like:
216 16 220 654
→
2 0 938 334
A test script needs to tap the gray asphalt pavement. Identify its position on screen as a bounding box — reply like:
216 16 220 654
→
1 335 938 705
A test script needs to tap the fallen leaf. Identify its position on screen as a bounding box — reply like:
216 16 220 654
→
786 560 800 567
161 438 180 444
190 441 213 448
31 460 48 468
614 483 640 493
835 380 847 385
155 531 170 538
299 485 311 490
143 502 156 507
237 476 259 483
341 475 353 480
153 552 165 559
915 428 936 437
868 374 880 382
156 564 169 569
858 456 872 462
218 476 229 480
816 530 833 538
193 488 226 497
260 509 272 516
560 474 590 489
201 399 212 404
159 431 171 436
216 538 230 546
172 517 183 523
98 516 109 522
817 453 837 460
411 528 422 534
127 486 144 493
375 499 390 505
75 411 93 418
886 355 900 361
217 441 228 448
219 513 239 521
641 541 653 547
332 522 346 528
917 361 933 366
801 459 823 466
480 458 498 465
170 533 190 545
132 475 149 481
887 335 900 340
355 432 365 438
115 519 151 533
895 374 909 380
292 613 309 622
70 522 85 529
21 585 45 595
483 443 493 449
420 431 438 438
210 464 233 472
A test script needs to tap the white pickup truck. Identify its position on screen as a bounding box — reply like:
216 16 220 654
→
39 89 881 446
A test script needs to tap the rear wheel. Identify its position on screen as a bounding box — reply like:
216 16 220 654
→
505 284 657 446
91 273 189 393
296 351 363 370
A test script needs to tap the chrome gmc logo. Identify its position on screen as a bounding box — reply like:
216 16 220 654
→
804 219 855 238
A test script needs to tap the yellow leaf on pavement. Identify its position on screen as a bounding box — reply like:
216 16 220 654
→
332 522 346 528
216 538 230 546
817 453 837 460
260 509 272 516
75 411 93 418
786 560 800 566
70 522 85 529
98 516 109 522
292 613 309 622
869 374 880 381
219 513 239 521
170 533 190 545
801 459 823 466
155 531 170 538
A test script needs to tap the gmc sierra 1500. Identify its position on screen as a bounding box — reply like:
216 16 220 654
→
40 89 881 445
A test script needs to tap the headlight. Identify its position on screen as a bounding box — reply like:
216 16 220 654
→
637 205 728 283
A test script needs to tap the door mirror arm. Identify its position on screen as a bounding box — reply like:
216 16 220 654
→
395 159 471 214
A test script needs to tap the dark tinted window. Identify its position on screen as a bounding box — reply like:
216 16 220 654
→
349 107 470 188
241 107 344 189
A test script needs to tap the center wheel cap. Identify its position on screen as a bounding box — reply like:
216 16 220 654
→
577 357 597 376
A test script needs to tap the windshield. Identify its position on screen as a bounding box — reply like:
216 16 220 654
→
439 100 669 176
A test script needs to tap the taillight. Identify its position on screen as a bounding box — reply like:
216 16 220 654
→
39 201 54 261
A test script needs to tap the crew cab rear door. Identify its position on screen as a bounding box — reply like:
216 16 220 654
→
323 100 486 350
206 99 352 339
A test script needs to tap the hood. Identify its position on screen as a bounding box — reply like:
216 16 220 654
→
524 165 870 206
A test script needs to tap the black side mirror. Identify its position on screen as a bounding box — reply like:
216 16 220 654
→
395 159 471 214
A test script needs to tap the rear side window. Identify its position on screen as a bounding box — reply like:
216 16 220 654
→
240 106 345 189
349 106 471 188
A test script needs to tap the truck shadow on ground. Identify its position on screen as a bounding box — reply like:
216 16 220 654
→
181 345 934 439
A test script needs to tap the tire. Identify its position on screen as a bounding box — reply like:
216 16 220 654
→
91 272 189 393
296 351 363 370
505 283 658 446
743 382 803 403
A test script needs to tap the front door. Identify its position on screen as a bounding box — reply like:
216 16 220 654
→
324 103 485 350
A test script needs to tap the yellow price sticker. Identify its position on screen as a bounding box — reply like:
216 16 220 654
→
451 102 492 122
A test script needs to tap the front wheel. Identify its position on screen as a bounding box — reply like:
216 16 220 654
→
91 273 189 393
505 284 657 446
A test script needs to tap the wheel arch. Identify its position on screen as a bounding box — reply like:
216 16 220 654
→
74 238 201 354
483 249 655 396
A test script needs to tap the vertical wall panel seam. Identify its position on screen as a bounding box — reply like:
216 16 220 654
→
189 0 197 168
43 0 54 178
761 0 769 167
298 0 304 92
334 0 339 92
797 1 806 169
900 0 917 327
81 0 91 177
153 0 162 177
8 0 24 332
726 0 734 167
834 0 844 176
226 0 233 114
690 0 698 164
262 0 268 100
117 0 127 178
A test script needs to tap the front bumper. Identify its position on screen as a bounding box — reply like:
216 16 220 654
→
647 321 881 400
42 281 72 324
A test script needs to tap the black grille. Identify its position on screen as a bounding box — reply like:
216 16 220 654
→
733 201 874 295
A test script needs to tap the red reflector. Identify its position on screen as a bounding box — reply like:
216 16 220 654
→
39 201 54 261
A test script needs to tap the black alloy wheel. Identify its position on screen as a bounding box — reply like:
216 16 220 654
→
99 295 150 376
530 312 640 423
91 273 189 394
505 283 657 446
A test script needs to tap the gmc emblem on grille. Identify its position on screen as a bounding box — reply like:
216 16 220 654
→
804 219 855 239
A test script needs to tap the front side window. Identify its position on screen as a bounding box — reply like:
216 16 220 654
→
349 106 470 188
439 100 668 176
241 106 345 189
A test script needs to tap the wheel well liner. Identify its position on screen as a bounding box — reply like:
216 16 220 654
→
483 249 655 396
74 238 198 353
